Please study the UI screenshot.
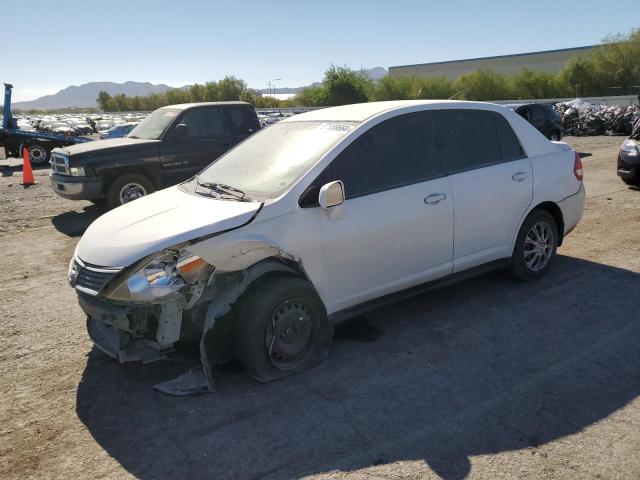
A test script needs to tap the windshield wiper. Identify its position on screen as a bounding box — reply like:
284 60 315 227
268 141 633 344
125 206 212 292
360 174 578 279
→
128 135 139 139
195 178 252 202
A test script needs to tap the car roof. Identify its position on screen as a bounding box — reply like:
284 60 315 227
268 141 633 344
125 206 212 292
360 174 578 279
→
158 101 251 111
282 100 515 123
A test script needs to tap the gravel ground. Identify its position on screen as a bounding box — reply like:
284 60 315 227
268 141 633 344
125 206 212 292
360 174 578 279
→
0 136 639 480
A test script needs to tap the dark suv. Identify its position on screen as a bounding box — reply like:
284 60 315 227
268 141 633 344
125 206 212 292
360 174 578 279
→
50 102 261 209
505 103 563 141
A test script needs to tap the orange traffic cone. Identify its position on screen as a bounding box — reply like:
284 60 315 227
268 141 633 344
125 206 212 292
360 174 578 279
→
21 147 37 186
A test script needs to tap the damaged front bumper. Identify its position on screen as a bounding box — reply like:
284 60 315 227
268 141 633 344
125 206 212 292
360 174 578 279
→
77 258 303 395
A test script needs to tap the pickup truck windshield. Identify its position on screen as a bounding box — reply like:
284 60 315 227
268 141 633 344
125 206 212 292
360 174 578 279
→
196 121 359 197
128 109 179 140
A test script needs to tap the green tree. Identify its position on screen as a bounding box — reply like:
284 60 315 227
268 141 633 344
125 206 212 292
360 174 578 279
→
320 65 372 105
510 69 569 99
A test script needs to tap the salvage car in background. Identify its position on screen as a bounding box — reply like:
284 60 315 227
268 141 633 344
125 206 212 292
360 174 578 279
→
99 122 140 139
618 137 640 186
67 100 585 395
50 101 261 208
505 103 563 140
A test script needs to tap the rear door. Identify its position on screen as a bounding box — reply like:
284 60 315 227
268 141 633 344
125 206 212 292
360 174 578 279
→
312 111 454 311
158 106 232 186
436 110 532 272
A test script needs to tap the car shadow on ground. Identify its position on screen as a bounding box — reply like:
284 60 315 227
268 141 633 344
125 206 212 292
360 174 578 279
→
0 161 50 176
51 205 107 237
76 255 640 480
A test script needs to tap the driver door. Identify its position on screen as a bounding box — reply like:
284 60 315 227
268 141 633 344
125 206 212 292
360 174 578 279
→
309 111 454 313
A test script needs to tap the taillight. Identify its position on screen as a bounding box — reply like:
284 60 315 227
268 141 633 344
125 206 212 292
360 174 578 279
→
574 152 583 182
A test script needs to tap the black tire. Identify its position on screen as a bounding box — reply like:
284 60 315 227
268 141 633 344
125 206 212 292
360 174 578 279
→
509 210 558 281
549 131 561 141
621 177 640 187
233 274 333 383
105 173 154 209
27 143 50 166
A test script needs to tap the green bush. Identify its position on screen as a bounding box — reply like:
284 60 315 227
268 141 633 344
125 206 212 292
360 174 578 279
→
456 69 512 101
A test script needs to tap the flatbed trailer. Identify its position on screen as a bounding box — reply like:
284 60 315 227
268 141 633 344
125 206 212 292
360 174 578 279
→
1 83 92 166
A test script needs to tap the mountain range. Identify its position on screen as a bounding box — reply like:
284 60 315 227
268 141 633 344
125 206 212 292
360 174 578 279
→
9 67 388 110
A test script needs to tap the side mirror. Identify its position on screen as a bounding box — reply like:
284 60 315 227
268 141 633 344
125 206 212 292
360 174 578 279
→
318 181 345 209
174 123 189 137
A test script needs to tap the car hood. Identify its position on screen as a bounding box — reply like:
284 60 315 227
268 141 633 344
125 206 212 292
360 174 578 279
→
53 137 160 158
76 186 262 267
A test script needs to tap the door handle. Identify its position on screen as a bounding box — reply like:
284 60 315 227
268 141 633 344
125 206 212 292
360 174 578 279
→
512 171 529 182
424 193 447 205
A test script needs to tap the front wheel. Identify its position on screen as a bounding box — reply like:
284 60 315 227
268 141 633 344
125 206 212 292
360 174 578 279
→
233 275 333 383
106 173 155 209
549 131 561 141
509 210 558 281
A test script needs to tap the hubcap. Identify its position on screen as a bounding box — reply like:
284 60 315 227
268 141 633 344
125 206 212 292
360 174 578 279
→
524 221 554 271
119 183 146 204
29 145 47 165
266 299 313 370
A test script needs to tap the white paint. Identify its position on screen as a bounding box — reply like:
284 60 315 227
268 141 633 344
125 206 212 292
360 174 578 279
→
75 100 585 315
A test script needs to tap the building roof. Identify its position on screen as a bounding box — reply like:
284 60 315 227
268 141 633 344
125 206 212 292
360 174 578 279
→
390 45 596 70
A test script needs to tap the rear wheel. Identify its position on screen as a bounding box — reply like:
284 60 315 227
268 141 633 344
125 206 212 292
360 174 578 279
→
106 173 154 209
27 143 50 166
549 131 561 141
509 210 558 281
233 275 333 383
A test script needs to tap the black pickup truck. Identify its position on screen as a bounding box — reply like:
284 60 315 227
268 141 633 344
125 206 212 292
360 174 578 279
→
50 102 261 209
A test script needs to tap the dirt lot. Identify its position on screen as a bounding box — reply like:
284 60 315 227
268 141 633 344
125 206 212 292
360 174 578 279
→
1 136 639 480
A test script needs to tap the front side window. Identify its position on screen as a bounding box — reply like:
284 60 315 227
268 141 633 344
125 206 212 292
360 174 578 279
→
330 112 441 199
178 107 225 137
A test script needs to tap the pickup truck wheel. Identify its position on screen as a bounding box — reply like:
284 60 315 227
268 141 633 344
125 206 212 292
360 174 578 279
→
509 210 558 281
106 173 154 209
233 275 333 383
549 131 561 141
27 144 50 166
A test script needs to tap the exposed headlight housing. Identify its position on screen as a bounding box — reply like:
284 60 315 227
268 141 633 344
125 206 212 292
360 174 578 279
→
621 139 639 157
69 166 86 176
106 247 211 303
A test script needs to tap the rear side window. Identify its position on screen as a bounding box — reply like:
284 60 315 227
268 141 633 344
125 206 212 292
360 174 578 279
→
330 112 441 199
226 106 260 135
436 110 524 173
179 107 225 137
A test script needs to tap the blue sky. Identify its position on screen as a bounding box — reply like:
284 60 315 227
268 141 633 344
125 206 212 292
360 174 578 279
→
6 0 639 101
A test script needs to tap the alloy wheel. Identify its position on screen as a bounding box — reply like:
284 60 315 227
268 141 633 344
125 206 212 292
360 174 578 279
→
119 183 147 204
523 221 554 271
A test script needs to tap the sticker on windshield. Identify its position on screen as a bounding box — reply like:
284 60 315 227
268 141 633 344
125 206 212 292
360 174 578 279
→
316 123 355 133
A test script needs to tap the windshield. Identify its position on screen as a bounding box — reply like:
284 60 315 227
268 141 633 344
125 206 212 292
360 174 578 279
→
128 109 179 139
196 121 358 197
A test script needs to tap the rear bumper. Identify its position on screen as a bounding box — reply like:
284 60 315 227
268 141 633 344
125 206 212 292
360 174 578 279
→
50 172 103 200
558 183 585 237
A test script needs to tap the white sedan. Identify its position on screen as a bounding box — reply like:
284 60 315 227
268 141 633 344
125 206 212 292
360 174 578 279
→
70 100 585 394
